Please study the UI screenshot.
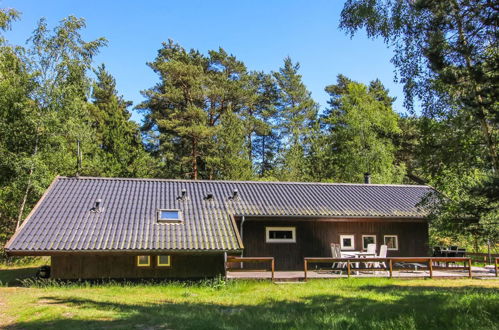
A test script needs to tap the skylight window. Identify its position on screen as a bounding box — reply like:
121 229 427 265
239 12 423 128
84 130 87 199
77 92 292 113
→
157 209 182 223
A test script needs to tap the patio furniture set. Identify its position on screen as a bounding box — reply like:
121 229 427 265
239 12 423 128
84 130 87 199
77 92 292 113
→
330 243 387 274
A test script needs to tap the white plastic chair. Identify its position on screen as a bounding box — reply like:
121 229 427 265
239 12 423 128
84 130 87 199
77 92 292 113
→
366 243 376 255
330 243 345 274
364 243 377 269
373 244 388 270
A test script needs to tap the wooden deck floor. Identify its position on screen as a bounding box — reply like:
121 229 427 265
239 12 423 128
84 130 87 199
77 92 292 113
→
227 266 497 281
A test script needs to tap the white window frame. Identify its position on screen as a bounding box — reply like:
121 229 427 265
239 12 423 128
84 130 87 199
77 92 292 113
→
340 235 355 250
384 235 399 251
265 227 296 243
362 235 377 250
157 209 183 223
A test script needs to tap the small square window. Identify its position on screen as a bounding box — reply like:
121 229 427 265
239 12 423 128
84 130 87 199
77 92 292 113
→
362 235 377 250
157 209 182 223
340 235 355 250
384 235 398 250
157 255 171 267
137 255 150 267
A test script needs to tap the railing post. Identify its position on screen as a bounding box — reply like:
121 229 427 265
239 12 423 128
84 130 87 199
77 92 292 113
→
428 258 433 278
304 259 308 282
389 259 393 278
271 258 275 282
495 257 498 277
347 260 351 277
467 258 472 279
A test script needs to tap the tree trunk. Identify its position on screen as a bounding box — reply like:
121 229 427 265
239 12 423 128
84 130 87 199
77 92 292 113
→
191 138 198 180
16 140 38 230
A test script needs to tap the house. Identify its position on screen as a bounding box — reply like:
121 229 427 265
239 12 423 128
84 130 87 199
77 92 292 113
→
5 176 433 279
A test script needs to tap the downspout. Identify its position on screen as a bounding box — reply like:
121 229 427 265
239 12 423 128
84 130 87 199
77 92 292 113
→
240 216 245 268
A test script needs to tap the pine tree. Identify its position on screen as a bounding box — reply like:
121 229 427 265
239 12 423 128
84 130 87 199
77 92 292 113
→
90 64 153 177
273 57 319 181
317 76 404 183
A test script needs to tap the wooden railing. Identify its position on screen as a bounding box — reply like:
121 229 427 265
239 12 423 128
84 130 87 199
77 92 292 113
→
226 256 275 281
303 257 473 281
465 252 499 265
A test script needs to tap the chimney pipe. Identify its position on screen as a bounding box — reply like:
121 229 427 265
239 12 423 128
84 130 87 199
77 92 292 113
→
364 173 371 184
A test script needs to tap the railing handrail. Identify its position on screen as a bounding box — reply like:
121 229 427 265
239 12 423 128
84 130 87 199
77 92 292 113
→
226 256 275 281
303 257 473 281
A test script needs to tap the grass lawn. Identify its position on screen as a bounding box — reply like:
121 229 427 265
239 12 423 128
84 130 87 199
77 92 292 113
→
0 264 498 329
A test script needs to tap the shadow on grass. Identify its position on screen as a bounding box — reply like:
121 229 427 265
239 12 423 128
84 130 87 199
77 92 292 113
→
5 284 499 330
0 267 39 286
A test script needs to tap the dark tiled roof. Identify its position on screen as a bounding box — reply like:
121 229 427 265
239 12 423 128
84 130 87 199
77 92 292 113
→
5 176 433 253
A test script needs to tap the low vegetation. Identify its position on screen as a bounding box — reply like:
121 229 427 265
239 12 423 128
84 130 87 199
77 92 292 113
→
1 263 498 329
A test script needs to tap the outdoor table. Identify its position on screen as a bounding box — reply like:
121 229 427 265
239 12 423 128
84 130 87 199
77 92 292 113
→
441 250 458 257
340 251 376 274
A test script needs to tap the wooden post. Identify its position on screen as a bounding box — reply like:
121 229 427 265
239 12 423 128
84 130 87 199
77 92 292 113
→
467 258 472 279
271 258 275 282
495 257 498 277
389 259 393 278
428 258 433 279
304 259 308 282
347 260 351 277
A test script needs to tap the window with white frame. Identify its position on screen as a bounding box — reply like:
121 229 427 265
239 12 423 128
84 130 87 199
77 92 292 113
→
362 235 376 250
384 235 398 250
340 235 355 250
265 227 296 243
157 209 182 223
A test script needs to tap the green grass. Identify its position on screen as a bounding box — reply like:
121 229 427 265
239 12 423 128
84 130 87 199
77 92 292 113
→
0 265 498 329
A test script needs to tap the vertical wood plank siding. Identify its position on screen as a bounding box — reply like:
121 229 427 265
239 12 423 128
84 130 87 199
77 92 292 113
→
51 253 225 279
238 219 429 270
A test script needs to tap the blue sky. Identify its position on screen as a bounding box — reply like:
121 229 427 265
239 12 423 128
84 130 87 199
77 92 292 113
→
3 0 405 122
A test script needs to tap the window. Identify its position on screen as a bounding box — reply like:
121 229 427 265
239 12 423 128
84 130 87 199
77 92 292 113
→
157 255 171 267
137 255 150 267
384 235 398 250
340 235 355 250
157 209 182 223
362 235 377 250
266 227 296 243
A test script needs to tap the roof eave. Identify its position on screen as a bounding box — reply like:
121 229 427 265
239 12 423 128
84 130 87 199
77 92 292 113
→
5 248 243 257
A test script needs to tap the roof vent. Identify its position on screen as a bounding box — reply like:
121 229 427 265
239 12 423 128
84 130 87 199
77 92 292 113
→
177 189 187 200
92 198 103 212
364 172 371 184
229 189 239 200
204 192 214 201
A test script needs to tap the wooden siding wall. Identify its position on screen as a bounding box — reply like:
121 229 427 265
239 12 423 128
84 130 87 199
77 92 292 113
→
51 253 225 280
237 219 429 270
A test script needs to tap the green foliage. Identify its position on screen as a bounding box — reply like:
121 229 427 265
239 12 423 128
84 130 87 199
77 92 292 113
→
273 57 319 181
90 64 155 177
340 0 499 243
0 12 151 253
139 40 278 180
314 76 404 183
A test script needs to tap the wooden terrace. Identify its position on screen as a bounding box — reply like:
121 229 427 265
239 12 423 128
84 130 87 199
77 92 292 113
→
226 256 499 282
